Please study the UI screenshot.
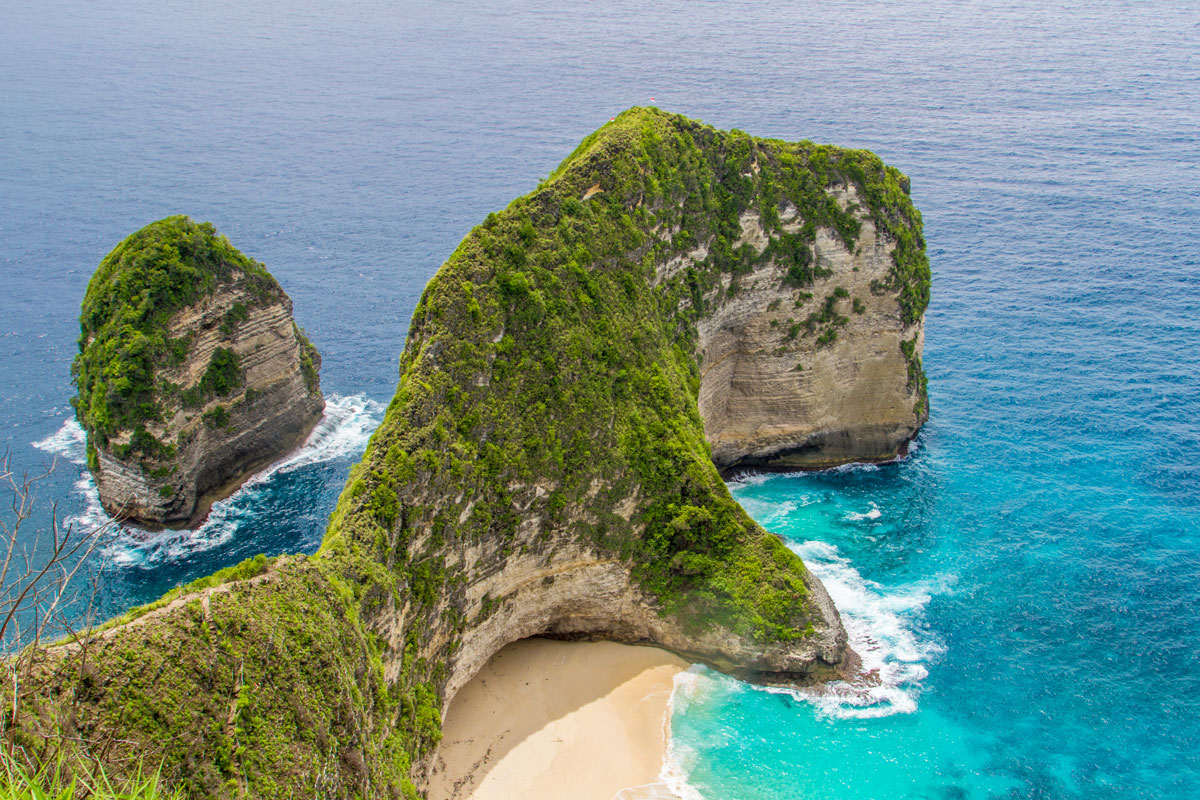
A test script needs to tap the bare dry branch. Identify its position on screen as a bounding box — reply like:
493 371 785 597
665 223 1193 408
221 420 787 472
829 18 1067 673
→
0 448 122 747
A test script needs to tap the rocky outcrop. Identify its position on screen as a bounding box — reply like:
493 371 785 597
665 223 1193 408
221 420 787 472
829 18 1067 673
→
437 541 849 705
24 110 929 799
692 194 928 471
73 216 324 527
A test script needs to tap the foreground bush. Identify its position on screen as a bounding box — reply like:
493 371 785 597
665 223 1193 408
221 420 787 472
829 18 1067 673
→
0 751 179 800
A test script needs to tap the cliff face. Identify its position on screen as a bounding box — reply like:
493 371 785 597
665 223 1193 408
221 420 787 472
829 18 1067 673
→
690 190 927 471
73 216 324 527
23 110 929 799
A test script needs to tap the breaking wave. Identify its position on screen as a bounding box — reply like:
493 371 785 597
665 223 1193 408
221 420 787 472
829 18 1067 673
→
844 502 882 522
661 667 710 800
32 394 382 567
786 539 944 719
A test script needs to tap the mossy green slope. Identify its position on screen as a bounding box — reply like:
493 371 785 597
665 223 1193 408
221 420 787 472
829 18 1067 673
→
17 555 419 799
17 109 928 798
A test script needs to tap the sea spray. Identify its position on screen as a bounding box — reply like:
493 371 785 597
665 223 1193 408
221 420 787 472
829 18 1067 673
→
33 394 382 567
31 415 89 465
786 539 943 719
731 493 818 530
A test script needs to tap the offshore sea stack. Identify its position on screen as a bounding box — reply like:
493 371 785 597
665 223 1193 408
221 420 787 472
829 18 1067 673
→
22 110 929 798
72 216 324 527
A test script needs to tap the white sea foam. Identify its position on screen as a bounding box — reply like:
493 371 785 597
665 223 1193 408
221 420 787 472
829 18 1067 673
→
31 394 382 567
734 496 805 528
658 539 944 738
658 497 944 791
32 417 89 464
611 783 684 800
660 667 709 800
826 461 881 474
844 502 882 521
33 420 115 534
244 393 383 480
724 470 773 487
785 539 944 719
727 483 818 530
661 541 942 734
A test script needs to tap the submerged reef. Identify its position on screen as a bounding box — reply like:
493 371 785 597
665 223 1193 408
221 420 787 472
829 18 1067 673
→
72 216 324 527
19 108 928 798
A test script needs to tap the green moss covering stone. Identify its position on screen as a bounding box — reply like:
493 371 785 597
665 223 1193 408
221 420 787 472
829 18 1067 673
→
72 215 285 459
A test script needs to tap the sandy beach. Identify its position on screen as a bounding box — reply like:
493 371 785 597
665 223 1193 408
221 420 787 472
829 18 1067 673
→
427 638 690 800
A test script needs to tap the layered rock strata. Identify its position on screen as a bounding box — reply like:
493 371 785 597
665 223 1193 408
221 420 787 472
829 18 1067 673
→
23 110 930 799
72 216 324 527
691 194 928 471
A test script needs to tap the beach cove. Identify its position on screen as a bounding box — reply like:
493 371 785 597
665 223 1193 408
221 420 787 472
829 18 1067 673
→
429 639 688 800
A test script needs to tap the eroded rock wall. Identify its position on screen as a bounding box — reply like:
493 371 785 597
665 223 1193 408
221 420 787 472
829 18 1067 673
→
94 289 324 525
693 187 927 471
371 484 848 722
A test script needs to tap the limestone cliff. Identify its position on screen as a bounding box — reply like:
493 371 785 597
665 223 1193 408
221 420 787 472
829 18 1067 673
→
691 190 928 471
72 216 325 527
20 110 929 799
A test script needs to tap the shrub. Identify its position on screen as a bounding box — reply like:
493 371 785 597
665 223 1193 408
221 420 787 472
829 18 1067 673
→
219 301 249 335
199 348 242 397
202 405 230 429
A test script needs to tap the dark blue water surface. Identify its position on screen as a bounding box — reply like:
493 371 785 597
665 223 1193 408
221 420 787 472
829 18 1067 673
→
3 1 1199 796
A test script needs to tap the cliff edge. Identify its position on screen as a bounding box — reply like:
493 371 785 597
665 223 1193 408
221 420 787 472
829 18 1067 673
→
20 110 929 798
71 216 325 527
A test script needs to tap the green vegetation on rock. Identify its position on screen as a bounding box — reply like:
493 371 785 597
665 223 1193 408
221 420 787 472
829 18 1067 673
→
294 326 321 395
322 107 927 645
71 216 284 459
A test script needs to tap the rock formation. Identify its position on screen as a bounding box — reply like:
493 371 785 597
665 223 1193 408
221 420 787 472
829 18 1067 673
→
22 109 929 799
693 196 928 471
72 216 325 527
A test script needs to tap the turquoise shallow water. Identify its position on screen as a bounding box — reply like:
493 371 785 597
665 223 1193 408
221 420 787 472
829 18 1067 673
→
3 0 1200 796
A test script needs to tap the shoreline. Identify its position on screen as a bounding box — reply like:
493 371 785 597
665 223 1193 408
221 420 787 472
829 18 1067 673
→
427 638 690 800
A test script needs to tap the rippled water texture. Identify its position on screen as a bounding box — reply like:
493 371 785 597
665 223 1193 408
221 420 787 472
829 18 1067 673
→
2 0 1198 796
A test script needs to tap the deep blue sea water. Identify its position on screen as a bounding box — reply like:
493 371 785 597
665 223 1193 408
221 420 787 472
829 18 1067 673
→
3 1 1199 796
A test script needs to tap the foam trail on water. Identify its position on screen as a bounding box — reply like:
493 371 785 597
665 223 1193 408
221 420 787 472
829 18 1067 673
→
844 502 882 521
33 420 114 534
724 470 773 487
827 461 881 474
734 495 817 529
242 393 383 481
657 542 945 797
32 394 382 567
786 539 943 719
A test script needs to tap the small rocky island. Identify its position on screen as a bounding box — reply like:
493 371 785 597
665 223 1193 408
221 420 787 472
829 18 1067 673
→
21 110 929 798
72 216 324 527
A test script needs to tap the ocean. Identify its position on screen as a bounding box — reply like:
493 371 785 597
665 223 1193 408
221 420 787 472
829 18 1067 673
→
3 0 1199 796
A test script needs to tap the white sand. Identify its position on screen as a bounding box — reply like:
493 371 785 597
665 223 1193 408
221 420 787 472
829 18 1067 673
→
427 638 690 800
